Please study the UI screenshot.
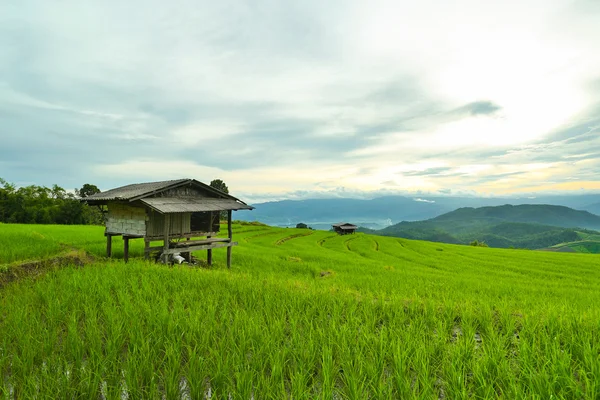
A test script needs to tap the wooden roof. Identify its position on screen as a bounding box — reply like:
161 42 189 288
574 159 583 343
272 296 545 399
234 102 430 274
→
82 178 253 212
83 179 189 201
332 222 357 228
141 197 252 213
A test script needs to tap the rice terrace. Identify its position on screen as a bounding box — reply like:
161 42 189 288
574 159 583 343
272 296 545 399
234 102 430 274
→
1 220 600 398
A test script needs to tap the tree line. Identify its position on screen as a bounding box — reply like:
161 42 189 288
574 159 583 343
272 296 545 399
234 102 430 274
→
0 178 102 225
0 178 231 225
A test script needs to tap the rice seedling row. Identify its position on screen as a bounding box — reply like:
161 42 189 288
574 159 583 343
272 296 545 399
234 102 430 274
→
1 224 599 398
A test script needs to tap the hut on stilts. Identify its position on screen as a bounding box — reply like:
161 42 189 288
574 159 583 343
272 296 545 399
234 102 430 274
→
81 178 253 267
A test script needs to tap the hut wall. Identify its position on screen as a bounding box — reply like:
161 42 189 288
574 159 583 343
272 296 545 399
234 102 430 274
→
146 210 192 238
106 203 147 236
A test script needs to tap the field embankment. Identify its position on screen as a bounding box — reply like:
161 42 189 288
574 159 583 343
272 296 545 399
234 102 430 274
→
1 223 600 398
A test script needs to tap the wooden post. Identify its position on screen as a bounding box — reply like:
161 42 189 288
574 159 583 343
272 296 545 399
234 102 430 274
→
124 236 130 263
106 234 112 258
163 213 171 263
144 238 150 260
207 211 213 266
227 210 232 268
207 235 213 266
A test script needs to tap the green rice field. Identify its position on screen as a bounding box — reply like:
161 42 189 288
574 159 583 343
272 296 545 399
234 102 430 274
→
1 222 600 398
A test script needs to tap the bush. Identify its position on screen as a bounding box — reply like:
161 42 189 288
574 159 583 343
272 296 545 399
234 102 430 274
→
232 220 268 226
469 240 489 247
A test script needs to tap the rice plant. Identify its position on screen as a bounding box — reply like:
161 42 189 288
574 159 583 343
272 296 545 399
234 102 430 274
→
0 224 599 398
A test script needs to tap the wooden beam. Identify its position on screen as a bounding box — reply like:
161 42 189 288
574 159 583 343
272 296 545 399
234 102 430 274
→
160 241 238 255
144 231 218 241
106 234 112 258
227 210 233 268
172 238 231 247
124 236 130 263
146 245 169 253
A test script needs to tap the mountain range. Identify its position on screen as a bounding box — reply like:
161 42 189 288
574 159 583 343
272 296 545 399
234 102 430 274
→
369 204 600 250
235 194 600 230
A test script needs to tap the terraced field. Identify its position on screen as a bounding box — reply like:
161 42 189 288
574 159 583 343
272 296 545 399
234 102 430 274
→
549 238 600 254
1 223 600 398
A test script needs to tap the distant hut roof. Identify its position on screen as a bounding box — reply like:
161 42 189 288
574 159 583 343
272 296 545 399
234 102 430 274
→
82 178 253 212
332 222 358 229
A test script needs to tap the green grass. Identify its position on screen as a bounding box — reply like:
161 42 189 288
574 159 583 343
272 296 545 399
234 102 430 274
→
1 223 600 398
0 223 124 264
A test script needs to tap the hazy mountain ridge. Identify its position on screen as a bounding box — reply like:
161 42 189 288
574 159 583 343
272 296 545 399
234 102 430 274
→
236 194 600 229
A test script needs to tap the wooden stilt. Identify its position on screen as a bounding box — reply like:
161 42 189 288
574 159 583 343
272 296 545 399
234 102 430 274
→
124 236 130 263
163 213 171 263
207 235 213 266
106 234 112 258
144 238 150 260
227 210 232 268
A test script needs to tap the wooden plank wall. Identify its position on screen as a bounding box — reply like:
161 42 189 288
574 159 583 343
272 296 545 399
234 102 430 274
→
146 209 191 237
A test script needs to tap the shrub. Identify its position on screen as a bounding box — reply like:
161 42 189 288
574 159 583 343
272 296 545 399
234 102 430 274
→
469 240 489 247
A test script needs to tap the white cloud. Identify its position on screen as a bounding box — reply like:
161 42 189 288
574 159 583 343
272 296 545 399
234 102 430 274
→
1 0 600 198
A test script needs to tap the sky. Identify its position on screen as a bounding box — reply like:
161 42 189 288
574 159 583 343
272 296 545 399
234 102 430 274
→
1 0 599 202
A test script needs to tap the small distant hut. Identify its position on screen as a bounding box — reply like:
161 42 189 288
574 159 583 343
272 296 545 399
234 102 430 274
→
332 222 357 235
82 179 253 267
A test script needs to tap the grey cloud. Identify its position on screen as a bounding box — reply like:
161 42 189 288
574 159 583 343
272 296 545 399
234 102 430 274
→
401 167 454 177
380 180 396 186
468 172 525 185
363 79 425 106
453 100 502 116
2 1 600 199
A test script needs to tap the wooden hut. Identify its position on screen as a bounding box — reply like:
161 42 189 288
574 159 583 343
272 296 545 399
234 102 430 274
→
82 178 253 267
332 222 357 235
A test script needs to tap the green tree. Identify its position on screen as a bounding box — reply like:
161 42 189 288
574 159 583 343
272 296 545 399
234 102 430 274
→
210 179 230 220
0 178 103 225
209 179 229 194
76 183 101 198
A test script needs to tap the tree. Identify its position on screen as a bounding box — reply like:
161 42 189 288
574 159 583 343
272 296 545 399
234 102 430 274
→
209 179 229 194
51 184 66 200
0 178 103 225
77 183 101 198
210 179 230 220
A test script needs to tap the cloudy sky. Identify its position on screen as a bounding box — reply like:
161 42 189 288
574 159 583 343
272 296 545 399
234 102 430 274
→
1 0 599 201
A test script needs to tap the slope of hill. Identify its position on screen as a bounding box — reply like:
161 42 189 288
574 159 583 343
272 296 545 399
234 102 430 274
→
433 204 600 230
582 202 600 216
376 204 600 250
2 223 600 398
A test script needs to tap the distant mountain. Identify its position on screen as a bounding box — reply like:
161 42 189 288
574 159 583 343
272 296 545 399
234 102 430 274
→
372 204 600 249
432 204 600 230
235 197 451 229
235 194 600 230
582 202 600 216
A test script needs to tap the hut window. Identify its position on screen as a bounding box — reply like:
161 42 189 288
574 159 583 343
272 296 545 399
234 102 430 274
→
191 212 211 232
